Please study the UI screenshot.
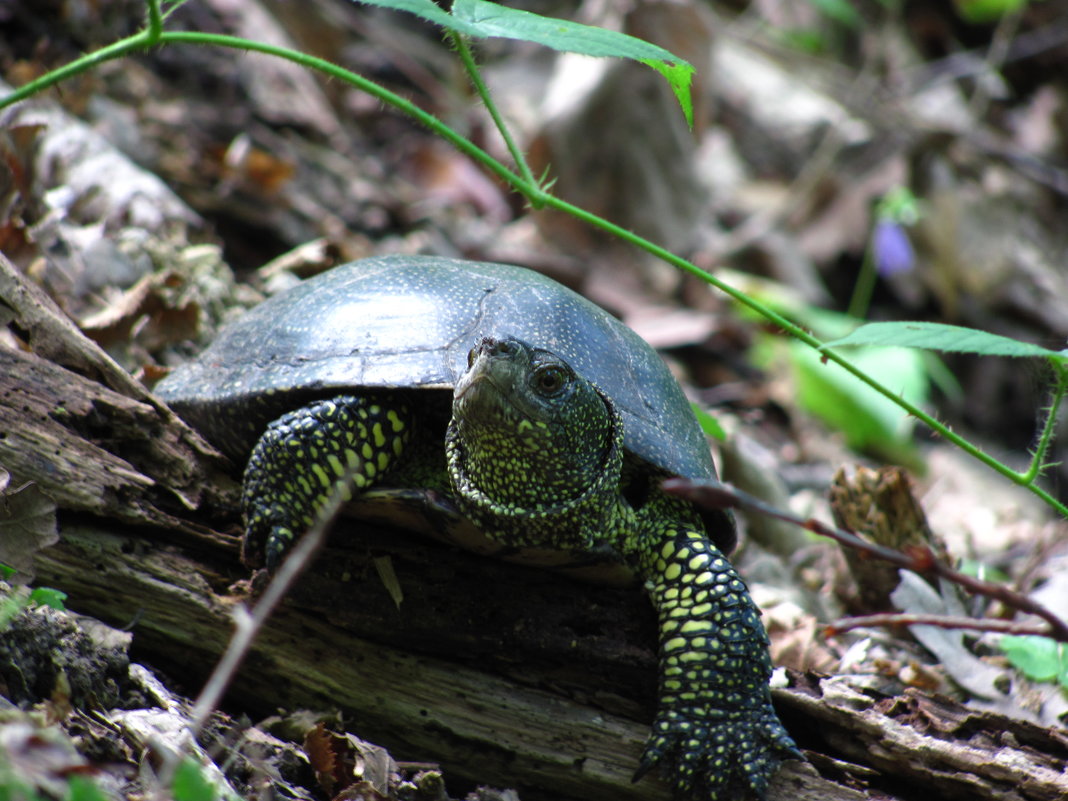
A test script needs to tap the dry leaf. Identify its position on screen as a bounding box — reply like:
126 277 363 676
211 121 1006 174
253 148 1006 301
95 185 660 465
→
0 469 58 584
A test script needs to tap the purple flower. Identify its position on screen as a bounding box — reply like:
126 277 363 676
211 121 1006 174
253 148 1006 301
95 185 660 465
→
873 220 915 276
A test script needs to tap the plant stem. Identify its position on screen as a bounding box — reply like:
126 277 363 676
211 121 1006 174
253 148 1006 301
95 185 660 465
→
450 33 542 203
163 32 537 194
535 192 1068 518
1020 362 1068 484
0 31 155 109
847 241 877 320
145 0 162 41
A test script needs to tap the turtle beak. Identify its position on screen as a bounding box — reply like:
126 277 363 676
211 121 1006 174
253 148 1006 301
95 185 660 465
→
454 336 529 413
454 356 491 405
455 338 498 408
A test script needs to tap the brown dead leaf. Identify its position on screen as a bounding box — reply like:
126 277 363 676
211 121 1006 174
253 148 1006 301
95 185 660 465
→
0 120 45 205
766 601 838 673
899 659 944 693
78 270 200 352
0 468 59 584
303 722 400 798
199 0 342 135
625 307 721 349
0 220 31 258
305 721 345 796
47 671 75 725
0 720 89 798
407 142 511 223
0 120 46 262
215 135 297 195
256 238 345 282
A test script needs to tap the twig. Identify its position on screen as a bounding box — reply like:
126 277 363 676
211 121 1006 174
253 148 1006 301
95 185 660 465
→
967 8 1022 119
154 475 355 788
826 613 1055 638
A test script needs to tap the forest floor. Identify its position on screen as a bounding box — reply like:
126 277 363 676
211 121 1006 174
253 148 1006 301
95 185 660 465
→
1 2 1067 800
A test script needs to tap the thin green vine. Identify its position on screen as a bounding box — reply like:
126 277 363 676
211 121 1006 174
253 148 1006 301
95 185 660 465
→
1021 361 1068 485
448 33 544 203
2 0 1065 520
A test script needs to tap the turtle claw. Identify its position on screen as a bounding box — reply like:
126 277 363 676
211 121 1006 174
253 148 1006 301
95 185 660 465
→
635 707 799 801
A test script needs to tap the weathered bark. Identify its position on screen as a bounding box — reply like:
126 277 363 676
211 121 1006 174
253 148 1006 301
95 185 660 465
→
34 520 668 801
4 257 1067 801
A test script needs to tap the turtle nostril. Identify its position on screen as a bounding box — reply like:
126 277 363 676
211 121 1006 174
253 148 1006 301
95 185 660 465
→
484 338 514 356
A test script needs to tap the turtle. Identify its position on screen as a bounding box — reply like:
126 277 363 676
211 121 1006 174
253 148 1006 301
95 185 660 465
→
155 254 799 800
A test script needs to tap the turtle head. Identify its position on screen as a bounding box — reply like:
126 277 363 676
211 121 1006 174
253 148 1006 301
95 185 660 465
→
455 337 599 434
449 336 622 511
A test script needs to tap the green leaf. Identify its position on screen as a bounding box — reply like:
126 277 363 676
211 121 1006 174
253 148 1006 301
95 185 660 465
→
826 321 1068 361
783 339 927 464
1000 635 1068 686
805 0 861 27
956 559 1010 584
877 186 920 225
356 0 695 126
777 29 828 55
357 0 456 28
0 562 15 580
0 591 30 631
692 403 726 442
29 586 67 610
66 775 110 801
737 276 928 464
955 0 1030 23
172 758 217 801
451 0 694 125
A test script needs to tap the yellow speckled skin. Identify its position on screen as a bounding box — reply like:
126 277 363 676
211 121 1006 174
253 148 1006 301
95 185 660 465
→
243 395 413 568
633 504 797 798
242 337 798 800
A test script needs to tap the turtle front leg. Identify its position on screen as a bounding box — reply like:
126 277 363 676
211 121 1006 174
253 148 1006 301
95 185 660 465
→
242 395 412 569
634 510 800 800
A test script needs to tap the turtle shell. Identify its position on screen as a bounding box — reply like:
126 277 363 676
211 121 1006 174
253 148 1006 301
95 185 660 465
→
157 255 733 552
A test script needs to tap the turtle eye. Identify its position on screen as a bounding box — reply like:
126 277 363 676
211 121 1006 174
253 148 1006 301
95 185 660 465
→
467 347 478 368
533 365 569 396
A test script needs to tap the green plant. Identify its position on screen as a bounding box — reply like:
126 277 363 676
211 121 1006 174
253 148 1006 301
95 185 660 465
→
955 0 1034 23
171 758 223 801
1000 634 1068 689
0 564 67 631
65 776 110 801
847 186 919 320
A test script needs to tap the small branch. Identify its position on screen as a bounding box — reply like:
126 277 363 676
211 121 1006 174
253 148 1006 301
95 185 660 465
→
152 477 357 789
545 191 1068 521
154 31 540 199
826 613 1055 638
188 487 348 737
663 477 1068 643
0 29 157 109
967 8 1022 119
